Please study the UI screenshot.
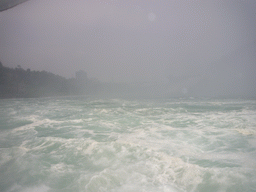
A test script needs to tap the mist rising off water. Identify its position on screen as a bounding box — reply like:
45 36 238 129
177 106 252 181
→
0 97 256 192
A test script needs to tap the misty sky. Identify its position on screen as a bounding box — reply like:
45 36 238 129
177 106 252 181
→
0 0 256 83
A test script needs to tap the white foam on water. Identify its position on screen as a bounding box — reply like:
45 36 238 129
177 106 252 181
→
1 98 256 191
68 119 84 123
84 166 181 192
11 117 62 133
21 185 50 192
19 136 91 156
98 120 118 130
7 184 50 192
72 128 95 138
82 141 206 191
7 183 51 192
50 162 75 174
0 148 12 166
81 140 100 155
82 118 93 122
235 128 256 136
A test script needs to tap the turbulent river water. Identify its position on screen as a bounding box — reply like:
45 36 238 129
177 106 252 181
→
0 96 256 192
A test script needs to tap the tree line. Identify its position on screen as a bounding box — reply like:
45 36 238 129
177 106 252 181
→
0 62 101 98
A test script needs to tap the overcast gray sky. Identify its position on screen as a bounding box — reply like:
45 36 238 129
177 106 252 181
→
0 0 256 83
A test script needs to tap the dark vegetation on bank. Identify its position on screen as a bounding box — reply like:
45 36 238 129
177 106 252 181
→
0 62 102 98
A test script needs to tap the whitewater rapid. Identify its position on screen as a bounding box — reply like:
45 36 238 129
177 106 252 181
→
0 97 256 191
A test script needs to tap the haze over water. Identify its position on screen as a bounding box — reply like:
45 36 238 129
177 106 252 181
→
1 1 256 191
1 96 256 192
1 0 256 87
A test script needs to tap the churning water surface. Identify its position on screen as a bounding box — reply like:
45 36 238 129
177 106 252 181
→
0 97 256 192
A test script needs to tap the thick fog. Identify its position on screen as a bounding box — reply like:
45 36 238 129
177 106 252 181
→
0 0 256 98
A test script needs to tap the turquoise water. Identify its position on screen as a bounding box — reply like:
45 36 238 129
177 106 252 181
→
0 97 256 192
